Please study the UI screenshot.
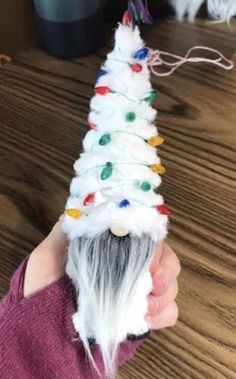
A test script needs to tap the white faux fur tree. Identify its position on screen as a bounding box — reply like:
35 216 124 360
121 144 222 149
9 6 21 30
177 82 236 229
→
63 21 169 379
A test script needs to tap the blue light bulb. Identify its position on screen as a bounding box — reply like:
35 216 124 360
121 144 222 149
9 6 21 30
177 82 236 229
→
96 69 108 82
133 47 149 60
119 199 130 208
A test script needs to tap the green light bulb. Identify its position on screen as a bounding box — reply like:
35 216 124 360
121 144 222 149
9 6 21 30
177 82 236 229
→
125 112 136 122
140 181 151 191
101 162 113 180
144 90 158 102
99 134 111 146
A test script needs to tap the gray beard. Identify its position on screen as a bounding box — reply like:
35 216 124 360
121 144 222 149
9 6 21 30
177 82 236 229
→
66 230 156 379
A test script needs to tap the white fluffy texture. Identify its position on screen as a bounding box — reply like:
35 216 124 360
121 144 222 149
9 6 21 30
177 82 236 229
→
63 23 168 242
89 95 157 139
207 0 236 22
108 24 145 62
66 233 156 379
72 267 152 338
170 0 236 22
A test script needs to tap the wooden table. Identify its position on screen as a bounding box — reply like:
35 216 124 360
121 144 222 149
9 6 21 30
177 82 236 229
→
0 19 235 379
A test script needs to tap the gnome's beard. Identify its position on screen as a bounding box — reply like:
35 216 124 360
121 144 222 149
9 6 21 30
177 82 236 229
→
66 231 156 379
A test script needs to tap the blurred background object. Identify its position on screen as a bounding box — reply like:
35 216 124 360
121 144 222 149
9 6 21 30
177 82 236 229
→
32 0 105 57
170 0 236 23
2 1 235 58
0 0 173 57
0 0 37 56
105 0 173 23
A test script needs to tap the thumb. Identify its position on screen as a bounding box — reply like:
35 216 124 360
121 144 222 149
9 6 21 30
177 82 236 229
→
23 216 68 297
38 216 68 257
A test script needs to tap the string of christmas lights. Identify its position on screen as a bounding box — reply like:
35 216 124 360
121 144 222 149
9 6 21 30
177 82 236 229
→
66 196 169 220
96 47 150 79
80 160 166 179
66 44 169 225
95 86 158 104
90 108 155 123
89 130 164 149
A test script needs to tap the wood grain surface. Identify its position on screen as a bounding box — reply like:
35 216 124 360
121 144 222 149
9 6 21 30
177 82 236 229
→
0 19 235 379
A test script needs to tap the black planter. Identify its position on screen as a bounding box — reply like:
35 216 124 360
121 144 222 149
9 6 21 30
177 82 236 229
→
33 0 105 58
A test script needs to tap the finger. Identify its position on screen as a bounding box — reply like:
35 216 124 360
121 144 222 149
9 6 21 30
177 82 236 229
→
58 214 64 222
147 280 178 316
35 216 68 258
145 301 179 330
23 216 68 297
149 242 164 274
151 244 181 296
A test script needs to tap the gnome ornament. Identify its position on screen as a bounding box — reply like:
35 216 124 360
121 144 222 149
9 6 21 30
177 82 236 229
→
62 7 233 377
170 0 236 23
63 11 169 379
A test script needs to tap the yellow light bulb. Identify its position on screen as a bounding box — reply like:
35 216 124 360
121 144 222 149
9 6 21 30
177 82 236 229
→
148 136 164 147
66 208 83 219
150 164 166 174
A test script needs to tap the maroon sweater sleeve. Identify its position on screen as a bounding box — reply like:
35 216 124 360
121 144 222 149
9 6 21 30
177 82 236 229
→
0 257 144 379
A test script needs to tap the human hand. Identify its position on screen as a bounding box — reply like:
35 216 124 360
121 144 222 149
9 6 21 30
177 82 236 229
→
24 219 180 333
146 243 181 329
23 217 68 297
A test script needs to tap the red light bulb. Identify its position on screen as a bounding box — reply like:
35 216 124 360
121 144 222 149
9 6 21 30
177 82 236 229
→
122 10 132 26
130 63 143 73
88 120 97 129
156 205 170 215
95 86 111 95
83 193 96 206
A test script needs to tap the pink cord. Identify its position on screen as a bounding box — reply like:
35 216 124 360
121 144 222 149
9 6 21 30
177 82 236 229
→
148 46 234 76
